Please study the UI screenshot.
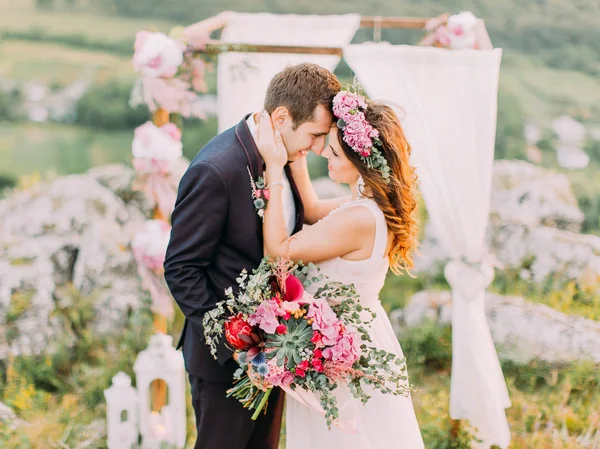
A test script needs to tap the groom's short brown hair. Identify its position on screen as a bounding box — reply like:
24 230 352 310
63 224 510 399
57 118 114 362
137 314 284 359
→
264 63 341 130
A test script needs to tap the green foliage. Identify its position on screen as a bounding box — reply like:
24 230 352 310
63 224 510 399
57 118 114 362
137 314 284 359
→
398 322 453 372
1 284 154 414
0 174 17 196
75 80 150 129
0 29 133 56
422 420 482 449
494 88 527 160
492 271 600 321
380 270 448 312
91 0 600 78
561 161 600 235
0 89 23 122
181 117 219 160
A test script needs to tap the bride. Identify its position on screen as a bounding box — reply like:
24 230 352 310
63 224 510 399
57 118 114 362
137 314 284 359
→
255 87 425 448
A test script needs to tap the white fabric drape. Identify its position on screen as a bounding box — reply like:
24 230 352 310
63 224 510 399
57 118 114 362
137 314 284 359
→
217 13 360 132
344 43 510 449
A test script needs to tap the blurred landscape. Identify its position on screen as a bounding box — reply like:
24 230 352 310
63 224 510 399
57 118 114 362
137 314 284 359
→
0 1 599 448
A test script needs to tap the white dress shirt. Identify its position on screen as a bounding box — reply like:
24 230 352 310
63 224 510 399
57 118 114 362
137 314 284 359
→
246 114 296 236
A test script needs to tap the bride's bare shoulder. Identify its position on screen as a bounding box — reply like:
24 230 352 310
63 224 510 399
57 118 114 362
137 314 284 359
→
321 202 376 233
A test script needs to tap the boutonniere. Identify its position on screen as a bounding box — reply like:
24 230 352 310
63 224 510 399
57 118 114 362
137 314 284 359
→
248 166 270 220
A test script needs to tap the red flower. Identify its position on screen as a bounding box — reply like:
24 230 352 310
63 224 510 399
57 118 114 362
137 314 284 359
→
297 360 309 371
312 359 324 372
276 324 287 335
283 312 291 320
295 367 306 378
282 275 304 302
224 314 254 351
311 331 323 345
313 349 323 359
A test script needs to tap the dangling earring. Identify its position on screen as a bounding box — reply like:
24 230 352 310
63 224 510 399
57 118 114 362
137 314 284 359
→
357 175 366 199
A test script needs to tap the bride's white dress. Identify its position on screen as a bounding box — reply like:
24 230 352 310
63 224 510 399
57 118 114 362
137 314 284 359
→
286 198 425 449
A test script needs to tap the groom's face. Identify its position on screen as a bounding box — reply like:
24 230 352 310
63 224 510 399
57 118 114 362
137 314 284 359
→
276 105 334 161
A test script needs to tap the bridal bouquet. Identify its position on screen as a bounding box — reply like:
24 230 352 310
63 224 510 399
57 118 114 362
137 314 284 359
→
203 257 410 427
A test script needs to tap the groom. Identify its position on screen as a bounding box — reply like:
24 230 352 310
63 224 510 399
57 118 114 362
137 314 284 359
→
164 63 341 449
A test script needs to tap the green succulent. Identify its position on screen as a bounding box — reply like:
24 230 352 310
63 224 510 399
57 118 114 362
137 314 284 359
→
265 318 313 368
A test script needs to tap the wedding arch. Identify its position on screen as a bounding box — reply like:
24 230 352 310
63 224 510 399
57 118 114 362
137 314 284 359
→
128 11 506 449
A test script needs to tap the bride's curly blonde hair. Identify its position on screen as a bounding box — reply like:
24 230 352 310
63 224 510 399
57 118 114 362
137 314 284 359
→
336 102 419 275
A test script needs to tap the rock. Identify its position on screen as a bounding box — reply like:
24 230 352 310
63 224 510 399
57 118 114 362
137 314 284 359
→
553 115 586 145
491 224 600 286
88 164 153 216
393 290 600 364
556 146 590 170
0 171 147 360
0 401 23 429
491 160 583 231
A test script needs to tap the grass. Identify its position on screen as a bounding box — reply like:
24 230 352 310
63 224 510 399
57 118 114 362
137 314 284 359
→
0 40 135 84
0 119 220 181
0 122 134 179
0 3 177 45
500 53 600 124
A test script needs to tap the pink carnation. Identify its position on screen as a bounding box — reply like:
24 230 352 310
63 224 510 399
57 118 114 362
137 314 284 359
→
265 361 294 387
322 328 361 367
248 299 282 334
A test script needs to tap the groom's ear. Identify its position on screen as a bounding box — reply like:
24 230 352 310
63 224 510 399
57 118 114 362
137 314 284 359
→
271 106 291 129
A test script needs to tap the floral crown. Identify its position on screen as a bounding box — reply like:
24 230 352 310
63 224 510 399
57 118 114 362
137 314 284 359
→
332 85 391 183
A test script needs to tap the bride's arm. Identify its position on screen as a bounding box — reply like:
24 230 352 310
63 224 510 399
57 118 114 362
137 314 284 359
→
289 157 351 225
264 165 370 263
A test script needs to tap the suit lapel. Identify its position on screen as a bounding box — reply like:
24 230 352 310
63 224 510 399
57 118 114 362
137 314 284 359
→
236 115 265 242
235 114 263 180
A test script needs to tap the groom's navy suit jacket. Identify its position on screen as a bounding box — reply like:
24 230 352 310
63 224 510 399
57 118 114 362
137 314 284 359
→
164 115 304 382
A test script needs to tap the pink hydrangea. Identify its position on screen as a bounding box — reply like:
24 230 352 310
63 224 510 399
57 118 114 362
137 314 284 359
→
332 89 382 157
307 299 342 345
132 220 171 272
342 113 379 157
131 121 183 173
322 328 361 367
248 299 282 334
333 90 369 121
132 31 184 78
333 91 359 120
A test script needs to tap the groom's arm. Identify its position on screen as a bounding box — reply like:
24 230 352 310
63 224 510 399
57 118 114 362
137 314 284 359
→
164 161 232 365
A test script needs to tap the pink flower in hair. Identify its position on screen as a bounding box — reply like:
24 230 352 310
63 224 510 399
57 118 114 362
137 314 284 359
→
342 113 377 157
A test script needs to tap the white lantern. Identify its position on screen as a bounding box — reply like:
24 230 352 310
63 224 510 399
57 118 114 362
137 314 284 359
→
134 333 186 449
104 372 139 449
